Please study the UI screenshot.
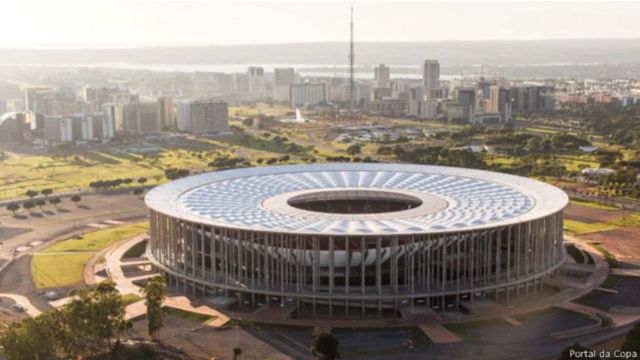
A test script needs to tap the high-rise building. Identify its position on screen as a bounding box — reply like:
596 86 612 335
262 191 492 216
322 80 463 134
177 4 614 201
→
488 85 512 122
274 68 296 87
374 64 391 88
92 113 115 140
456 88 476 123
23 87 53 112
70 115 94 141
422 60 440 98
290 83 327 107
158 97 175 128
122 101 161 133
247 67 266 94
176 100 229 135
44 116 73 142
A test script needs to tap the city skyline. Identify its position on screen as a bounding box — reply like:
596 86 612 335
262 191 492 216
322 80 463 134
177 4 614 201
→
3 1 640 48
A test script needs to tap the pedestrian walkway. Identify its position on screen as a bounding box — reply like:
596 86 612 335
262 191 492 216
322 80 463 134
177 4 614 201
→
418 322 462 344
612 268 640 277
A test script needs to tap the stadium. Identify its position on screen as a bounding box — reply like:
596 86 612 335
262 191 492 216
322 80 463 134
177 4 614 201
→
145 163 568 316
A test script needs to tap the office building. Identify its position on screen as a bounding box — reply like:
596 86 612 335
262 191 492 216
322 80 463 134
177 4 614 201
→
422 60 440 99
44 116 73 142
176 100 229 134
290 83 327 107
374 64 391 88
122 101 161 133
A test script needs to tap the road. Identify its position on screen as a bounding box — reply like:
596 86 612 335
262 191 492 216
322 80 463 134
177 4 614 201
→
0 191 149 311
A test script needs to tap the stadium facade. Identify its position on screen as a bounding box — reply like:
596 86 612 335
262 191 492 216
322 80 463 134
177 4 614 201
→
145 163 568 315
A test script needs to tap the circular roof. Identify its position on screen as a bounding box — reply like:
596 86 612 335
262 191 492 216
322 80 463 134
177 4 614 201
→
145 163 568 235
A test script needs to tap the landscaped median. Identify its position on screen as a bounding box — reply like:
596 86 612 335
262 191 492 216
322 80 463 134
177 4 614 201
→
30 221 149 289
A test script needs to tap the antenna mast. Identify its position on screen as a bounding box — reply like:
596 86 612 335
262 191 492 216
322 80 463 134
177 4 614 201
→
349 4 355 117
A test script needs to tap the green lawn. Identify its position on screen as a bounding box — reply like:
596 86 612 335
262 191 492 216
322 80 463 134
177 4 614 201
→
121 293 143 306
43 222 148 253
564 219 617 235
31 253 93 289
122 239 148 258
163 307 215 323
0 148 217 201
570 199 620 211
31 222 149 289
443 318 508 341
589 242 619 268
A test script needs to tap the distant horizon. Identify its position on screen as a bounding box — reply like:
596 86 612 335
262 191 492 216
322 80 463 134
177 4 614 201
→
4 37 640 51
4 1 640 49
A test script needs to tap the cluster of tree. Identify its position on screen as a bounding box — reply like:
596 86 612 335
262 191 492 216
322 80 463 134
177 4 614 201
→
255 154 301 165
0 281 127 359
558 103 640 146
596 168 640 198
89 177 148 191
6 196 64 214
324 155 376 163
310 332 339 360
503 155 568 178
208 156 251 170
164 168 189 180
0 278 167 360
392 145 486 170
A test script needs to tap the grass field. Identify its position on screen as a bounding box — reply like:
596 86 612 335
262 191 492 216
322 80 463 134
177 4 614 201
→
31 253 93 289
564 219 617 235
0 148 216 201
31 222 149 289
163 307 215 323
570 199 620 211
43 222 148 253
121 293 143 306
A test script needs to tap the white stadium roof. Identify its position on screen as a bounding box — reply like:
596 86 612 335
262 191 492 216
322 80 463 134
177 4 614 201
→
145 163 568 235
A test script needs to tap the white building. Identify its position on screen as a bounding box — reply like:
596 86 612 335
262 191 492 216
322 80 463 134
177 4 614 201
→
374 64 391 88
247 67 266 94
290 83 327 107
177 100 229 135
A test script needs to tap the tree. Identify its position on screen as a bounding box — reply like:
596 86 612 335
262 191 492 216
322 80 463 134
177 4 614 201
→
310 333 339 360
233 347 243 360
623 323 640 352
133 188 144 196
142 276 166 341
22 201 35 212
0 314 56 360
346 143 361 157
6 203 20 215
137 177 148 186
49 197 61 208
35 198 46 210
24 190 38 199
71 195 82 206
41 189 53 197
0 280 127 359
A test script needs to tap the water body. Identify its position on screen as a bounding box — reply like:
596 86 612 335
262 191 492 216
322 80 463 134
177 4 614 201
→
6 62 462 80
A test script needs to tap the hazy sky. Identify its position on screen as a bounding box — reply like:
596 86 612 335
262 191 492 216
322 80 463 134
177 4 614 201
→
3 0 640 48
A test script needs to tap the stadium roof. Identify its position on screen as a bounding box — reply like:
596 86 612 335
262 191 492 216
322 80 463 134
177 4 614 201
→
145 163 568 235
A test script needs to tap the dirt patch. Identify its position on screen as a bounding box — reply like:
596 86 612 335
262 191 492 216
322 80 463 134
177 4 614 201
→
129 315 290 360
564 204 629 224
581 227 640 268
